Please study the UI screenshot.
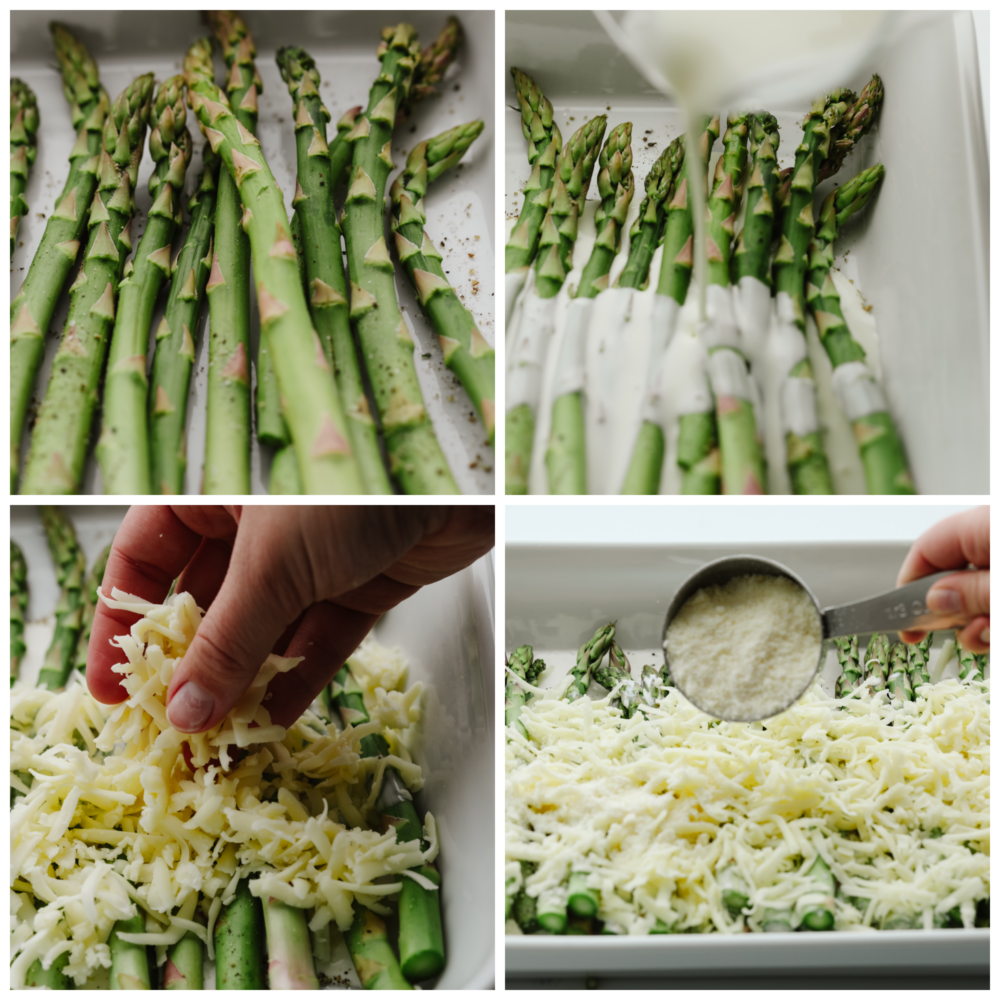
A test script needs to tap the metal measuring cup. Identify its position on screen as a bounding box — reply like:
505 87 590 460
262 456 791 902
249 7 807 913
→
661 555 974 721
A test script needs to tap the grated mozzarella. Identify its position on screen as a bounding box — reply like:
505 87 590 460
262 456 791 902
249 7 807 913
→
506 675 989 934
11 590 434 987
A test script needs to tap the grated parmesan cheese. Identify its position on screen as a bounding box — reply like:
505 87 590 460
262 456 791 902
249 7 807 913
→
665 574 823 721
10 589 435 988
505 674 989 935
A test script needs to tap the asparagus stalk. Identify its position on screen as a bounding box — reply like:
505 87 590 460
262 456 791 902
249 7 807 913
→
545 122 635 495
215 878 267 989
772 88 856 495
402 16 463 120
185 37 365 494
346 906 412 989
956 641 985 683
567 871 599 918
505 644 545 740
164 930 204 989
391 120 495 446
718 865 751 918
505 68 562 321
201 10 259 494
798 856 835 930
98 76 193 494
506 114 606 494
833 635 862 697
11 25 108 491
149 146 219 494
10 78 40 257
512 861 538 933
11 541 28 685
536 886 568 934
73 542 110 675
733 112 781 288
262 897 319 989
701 114 766 495
109 914 152 989
864 633 889 693
820 77 885 182
25 953 71 989
807 163 913 493
342 24 458 494
277 45 394 494
908 633 932 689
761 907 793 932
886 641 914 701
20 73 154 495
621 116 720 495
37 505 86 691
592 642 645 718
565 623 616 702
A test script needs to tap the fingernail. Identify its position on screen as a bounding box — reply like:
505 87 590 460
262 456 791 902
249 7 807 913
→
167 682 214 732
927 588 961 614
980 627 990 646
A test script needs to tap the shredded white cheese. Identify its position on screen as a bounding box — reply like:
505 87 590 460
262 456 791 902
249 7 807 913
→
505 675 989 935
665 574 823 721
10 589 435 987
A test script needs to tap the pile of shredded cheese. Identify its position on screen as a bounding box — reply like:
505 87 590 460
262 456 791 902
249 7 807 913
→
506 675 989 934
11 589 436 987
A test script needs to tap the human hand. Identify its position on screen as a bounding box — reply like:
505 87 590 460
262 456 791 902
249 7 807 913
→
896 506 989 652
87 505 494 732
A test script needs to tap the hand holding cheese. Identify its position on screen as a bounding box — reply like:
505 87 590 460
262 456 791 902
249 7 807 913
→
87 505 493 733
897 506 989 653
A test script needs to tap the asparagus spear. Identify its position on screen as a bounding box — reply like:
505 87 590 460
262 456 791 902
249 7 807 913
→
505 68 562 322
537 886 568 934
834 635 862 697
185 38 366 494
11 25 108 492
11 541 28 685
98 76 193 494
346 906 412 989
807 164 913 493
215 878 267 988
908 633 932 689
772 87 856 495
507 115 606 494
402 16 462 119
622 116 720 495
545 122 635 495
109 914 152 988
25 953 71 989
277 45 394 494
864 633 889 693
512 861 539 933
820 77 885 182
567 871 599 918
149 146 219 494
73 541 110 675
391 120 494 445
886 641 914 701
956 641 985 683
37 506 86 691
262 897 319 989
342 24 458 494
164 931 204 989
718 865 751 918
20 73 154 495
10 78 40 257
565 623 615 702
798 856 835 930
701 113 766 495
506 644 545 740
201 10 259 494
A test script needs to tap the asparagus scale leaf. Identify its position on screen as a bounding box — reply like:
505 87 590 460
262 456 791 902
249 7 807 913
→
10 78 40 257
37 505 86 690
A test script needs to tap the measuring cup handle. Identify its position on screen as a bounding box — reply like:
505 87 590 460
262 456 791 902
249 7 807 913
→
822 569 975 639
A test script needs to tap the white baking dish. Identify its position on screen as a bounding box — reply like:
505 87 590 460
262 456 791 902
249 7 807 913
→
12 9 495 495
505 541 989 976
504 11 988 494
11 505 495 989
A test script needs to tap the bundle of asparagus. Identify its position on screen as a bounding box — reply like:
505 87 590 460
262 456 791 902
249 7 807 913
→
12 15 491 496
506 626 988 935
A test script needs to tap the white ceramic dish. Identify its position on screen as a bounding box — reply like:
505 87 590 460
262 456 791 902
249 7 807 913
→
12 10 495 495
11 505 495 989
505 541 989 976
504 11 988 495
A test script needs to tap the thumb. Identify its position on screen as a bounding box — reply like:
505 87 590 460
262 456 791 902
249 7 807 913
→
926 569 990 620
166 572 297 733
